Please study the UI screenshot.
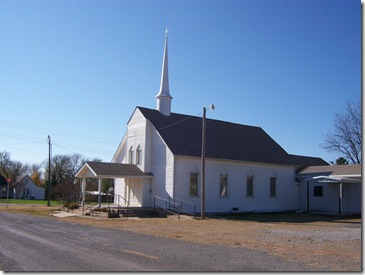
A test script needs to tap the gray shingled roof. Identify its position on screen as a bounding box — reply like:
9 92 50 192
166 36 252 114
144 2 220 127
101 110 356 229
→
137 107 328 167
297 164 361 178
289 154 329 167
86 162 152 177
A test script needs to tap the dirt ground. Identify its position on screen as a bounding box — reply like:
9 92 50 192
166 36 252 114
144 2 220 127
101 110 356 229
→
1 205 362 271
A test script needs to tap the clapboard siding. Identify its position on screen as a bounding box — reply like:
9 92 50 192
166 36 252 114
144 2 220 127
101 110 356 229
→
299 181 361 214
150 127 174 199
174 156 298 213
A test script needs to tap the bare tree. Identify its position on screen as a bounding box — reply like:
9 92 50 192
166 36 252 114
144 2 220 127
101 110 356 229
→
321 100 361 164
0 151 29 182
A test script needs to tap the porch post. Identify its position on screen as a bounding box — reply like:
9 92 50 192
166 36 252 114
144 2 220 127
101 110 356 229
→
306 181 310 213
98 178 102 208
81 178 86 216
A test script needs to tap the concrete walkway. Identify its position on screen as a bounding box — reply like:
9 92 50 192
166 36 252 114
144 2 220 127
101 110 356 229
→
52 211 81 218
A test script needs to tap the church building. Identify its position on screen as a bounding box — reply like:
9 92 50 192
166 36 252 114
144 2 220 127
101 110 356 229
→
76 31 360 215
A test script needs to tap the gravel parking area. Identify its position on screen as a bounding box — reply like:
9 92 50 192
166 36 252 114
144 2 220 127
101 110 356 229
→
0 205 361 271
57 211 361 271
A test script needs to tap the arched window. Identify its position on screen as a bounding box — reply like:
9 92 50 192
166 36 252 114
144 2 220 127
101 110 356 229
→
129 147 134 164
136 146 142 165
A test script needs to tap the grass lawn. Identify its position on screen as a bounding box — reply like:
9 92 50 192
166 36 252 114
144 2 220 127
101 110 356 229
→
0 199 61 205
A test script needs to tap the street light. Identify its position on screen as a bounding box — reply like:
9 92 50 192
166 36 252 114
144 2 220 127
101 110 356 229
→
201 104 215 219
47 135 52 207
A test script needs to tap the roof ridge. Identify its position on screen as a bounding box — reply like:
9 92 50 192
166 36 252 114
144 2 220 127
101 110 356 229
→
137 106 261 129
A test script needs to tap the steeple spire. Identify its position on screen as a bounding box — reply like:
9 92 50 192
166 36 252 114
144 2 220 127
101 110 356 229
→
156 27 172 116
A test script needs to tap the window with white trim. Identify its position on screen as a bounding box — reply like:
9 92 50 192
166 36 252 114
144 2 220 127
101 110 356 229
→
129 147 134 164
270 177 276 197
220 174 228 197
136 146 142 165
247 176 253 197
189 173 198 197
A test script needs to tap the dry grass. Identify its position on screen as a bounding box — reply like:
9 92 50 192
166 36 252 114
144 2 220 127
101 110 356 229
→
0 204 361 271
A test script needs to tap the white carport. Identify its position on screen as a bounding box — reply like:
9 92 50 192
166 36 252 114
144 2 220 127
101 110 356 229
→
75 162 153 215
304 175 361 215
297 165 361 215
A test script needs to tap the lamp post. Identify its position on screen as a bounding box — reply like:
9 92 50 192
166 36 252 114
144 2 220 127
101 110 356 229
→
47 135 52 207
201 104 215 219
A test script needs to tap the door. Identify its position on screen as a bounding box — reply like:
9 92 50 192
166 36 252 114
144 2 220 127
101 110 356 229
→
128 179 142 207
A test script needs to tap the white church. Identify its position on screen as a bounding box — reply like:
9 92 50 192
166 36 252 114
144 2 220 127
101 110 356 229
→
76 31 361 215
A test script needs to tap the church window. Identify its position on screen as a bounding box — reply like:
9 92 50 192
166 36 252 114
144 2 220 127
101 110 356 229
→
129 147 134 164
270 177 276 197
220 174 228 197
189 173 198 197
136 146 142 165
246 176 253 197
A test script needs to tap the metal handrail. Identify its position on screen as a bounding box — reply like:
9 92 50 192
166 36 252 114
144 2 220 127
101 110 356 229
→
154 196 181 219
107 194 129 213
169 196 197 216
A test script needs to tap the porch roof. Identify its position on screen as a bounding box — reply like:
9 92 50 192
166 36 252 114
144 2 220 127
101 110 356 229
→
297 164 361 184
303 175 361 184
75 162 153 179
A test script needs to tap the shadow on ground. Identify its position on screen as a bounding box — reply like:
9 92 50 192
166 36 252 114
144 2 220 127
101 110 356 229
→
211 212 361 225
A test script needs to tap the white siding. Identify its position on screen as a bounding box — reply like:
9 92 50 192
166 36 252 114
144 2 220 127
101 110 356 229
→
114 178 127 205
112 109 175 206
174 156 299 213
299 181 361 214
149 126 174 199
342 183 361 213
13 176 44 200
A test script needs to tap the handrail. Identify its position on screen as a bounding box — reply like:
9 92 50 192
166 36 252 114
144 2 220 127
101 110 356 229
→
154 196 181 219
169 196 197 216
110 194 129 213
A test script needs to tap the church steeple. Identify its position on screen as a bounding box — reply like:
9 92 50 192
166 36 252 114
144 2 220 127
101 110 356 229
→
156 28 172 116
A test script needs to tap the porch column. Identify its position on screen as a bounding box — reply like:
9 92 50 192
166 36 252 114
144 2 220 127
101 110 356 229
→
306 181 310 213
98 178 102 208
81 178 86 216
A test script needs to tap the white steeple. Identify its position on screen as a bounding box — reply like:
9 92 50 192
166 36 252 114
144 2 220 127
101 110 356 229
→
156 28 173 116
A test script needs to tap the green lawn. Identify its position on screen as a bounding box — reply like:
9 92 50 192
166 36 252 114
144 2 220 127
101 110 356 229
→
0 199 61 205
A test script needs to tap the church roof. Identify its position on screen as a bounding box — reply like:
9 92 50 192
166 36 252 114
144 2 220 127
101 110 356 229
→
137 107 328 167
76 161 153 178
297 164 361 178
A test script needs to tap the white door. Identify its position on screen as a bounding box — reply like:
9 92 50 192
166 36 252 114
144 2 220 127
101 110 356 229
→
128 179 142 207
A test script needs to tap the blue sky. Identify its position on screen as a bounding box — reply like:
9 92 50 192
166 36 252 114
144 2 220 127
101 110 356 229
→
0 0 361 165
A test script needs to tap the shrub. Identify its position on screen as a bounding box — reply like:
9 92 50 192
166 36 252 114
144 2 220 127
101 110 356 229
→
64 202 79 210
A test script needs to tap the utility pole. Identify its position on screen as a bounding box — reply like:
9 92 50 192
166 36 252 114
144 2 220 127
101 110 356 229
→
47 135 52 206
201 104 215 220
201 107 207 219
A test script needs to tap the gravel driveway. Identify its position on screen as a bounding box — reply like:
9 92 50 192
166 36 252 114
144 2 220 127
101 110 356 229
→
0 212 322 272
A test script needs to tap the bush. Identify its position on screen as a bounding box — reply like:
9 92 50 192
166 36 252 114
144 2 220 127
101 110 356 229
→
64 202 79 210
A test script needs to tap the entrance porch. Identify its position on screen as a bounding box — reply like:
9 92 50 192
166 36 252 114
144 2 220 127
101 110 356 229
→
75 161 153 215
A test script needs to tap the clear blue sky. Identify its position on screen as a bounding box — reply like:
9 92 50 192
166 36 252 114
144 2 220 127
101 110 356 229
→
0 0 361 165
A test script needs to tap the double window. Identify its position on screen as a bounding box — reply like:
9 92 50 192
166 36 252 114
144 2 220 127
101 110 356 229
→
129 146 142 165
